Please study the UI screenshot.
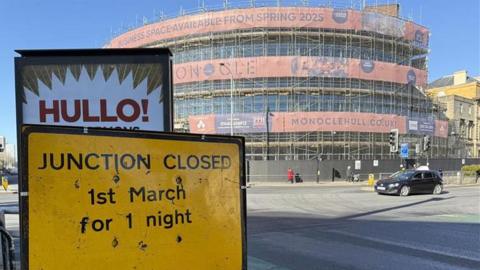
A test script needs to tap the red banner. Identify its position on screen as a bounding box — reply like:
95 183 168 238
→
434 120 448 138
188 114 216 134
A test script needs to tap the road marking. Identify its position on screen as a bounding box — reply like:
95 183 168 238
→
248 256 290 270
329 229 480 264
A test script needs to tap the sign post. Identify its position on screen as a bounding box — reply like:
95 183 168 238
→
20 125 246 269
14 49 176 269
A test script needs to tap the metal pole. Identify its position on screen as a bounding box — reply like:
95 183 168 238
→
446 136 449 159
230 73 234 136
220 62 234 136
266 107 270 160
331 131 336 160
331 135 333 160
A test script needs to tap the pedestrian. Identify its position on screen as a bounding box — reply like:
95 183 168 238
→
476 169 480 183
287 168 294 184
346 166 352 182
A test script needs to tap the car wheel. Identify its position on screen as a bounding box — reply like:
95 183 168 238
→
399 185 410 196
433 184 443 195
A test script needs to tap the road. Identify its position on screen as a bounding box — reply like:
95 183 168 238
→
247 185 480 270
0 184 478 269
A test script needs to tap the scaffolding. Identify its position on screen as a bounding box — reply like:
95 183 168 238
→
110 1 447 160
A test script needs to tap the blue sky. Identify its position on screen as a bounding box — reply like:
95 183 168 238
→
0 0 479 145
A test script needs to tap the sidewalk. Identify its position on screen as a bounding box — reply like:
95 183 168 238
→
248 181 366 187
248 181 480 189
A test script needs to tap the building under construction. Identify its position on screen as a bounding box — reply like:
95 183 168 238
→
107 1 449 160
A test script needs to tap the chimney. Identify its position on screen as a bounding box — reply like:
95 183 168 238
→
453 70 467 86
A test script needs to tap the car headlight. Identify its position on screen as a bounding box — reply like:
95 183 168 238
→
388 183 400 188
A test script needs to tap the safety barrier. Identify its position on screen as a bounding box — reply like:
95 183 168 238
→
0 210 16 270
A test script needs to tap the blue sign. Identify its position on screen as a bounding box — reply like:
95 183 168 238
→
215 113 269 134
400 143 409 158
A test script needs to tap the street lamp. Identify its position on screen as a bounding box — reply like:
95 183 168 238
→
265 107 274 160
219 62 234 136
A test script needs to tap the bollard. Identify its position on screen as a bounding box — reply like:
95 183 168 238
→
368 174 375 186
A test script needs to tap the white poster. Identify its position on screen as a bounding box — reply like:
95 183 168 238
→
355 160 361 170
408 120 418 131
17 51 171 132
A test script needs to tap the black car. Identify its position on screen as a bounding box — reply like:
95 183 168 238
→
375 170 443 196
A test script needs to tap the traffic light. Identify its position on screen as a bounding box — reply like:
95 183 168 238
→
0 136 5 152
389 129 399 152
423 135 431 151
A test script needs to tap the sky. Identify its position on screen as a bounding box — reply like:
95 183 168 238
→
0 0 479 145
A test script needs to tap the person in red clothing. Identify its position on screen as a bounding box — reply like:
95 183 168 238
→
287 168 294 184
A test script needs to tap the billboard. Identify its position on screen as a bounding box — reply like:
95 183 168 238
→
271 112 407 133
174 56 427 87
15 49 173 132
190 113 448 138
189 113 268 134
188 114 216 134
407 117 435 135
190 112 407 134
107 7 429 49
434 120 449 138
215 113 268 134
20 125 246 269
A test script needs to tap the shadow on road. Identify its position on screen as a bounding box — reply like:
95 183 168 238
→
248 213 480 270
337 196 454 221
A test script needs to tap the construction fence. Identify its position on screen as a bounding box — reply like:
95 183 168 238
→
247 158 480 182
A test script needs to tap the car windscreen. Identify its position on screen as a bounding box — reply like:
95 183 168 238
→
391 171 415 180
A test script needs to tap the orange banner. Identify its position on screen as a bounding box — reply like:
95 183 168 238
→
434 120 448 138
188 114 216 134
107 7 428 49
271 112 407 134
173 56 427 87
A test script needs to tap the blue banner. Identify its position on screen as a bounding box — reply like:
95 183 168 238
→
407 117 434 135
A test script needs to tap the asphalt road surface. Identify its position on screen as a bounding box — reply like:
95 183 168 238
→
0 184 478 269
247 185 480 270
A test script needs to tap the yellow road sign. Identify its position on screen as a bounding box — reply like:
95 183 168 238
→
22 126 245 269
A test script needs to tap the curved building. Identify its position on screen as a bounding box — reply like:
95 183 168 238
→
107 3 449 160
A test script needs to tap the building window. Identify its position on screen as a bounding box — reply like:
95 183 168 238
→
460 104 463 114
469 106 472 115
469 121 474 140
460 119 466 138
